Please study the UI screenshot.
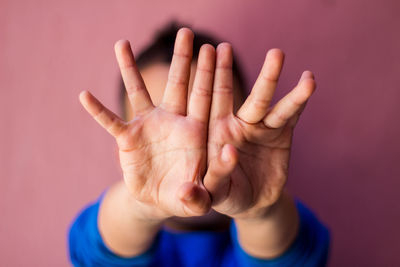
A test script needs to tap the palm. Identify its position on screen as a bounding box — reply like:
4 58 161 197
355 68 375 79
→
117 108 207 217
208 115 292 218
80 29 217 218
204 44 316 219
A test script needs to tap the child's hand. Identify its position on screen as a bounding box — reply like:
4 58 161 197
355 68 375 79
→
204 44 316 220
80 29 217 220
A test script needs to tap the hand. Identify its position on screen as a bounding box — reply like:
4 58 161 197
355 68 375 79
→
204 44 316 220
79 29 217 220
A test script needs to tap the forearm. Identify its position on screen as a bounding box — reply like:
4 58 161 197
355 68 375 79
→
98 180 164 257
234 190 299 259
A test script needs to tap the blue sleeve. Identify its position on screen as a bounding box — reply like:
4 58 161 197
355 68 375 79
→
68 195 330 267
67 193 157 267
229 199 330 267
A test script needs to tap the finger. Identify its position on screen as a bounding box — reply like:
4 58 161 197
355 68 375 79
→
287 71 315 127
79 91 125 137
115 40 153 116
263 72 316 128
299 70 314 83
203 144 238 205
161 28 194 115
187 44 216 123
210 43 234 119
178 182 211 216
237 49 284 123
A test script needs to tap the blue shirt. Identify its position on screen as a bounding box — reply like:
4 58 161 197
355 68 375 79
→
68 194 330 266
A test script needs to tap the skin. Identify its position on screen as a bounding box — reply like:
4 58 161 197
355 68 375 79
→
124 60 242 231
79 28 316 258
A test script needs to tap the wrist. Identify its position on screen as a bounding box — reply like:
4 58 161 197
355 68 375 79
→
129 197 169 224
98 181 165 257
232 191 287 222
121 182 169 224
233 190 299 258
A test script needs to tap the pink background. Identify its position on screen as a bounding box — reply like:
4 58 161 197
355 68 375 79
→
1 0 399 266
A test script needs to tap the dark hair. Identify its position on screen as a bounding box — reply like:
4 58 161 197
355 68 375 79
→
120 22 246 118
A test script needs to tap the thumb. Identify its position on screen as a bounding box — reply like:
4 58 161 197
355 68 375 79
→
204 144 238 205
178 182 211 216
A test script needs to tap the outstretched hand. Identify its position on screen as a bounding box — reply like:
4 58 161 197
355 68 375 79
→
80 29 218 219
80 28 316 222
204 44 316 220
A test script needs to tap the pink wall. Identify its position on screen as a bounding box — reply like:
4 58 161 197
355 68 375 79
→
1 0 399 266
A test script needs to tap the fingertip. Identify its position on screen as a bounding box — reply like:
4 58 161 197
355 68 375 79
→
200 43 216 55
266 48 285 61
298 71 316 95
221 144 238 165
196 44 216 72
301 70 314 80
178 182 195 201
217 42 232 53
216 43 233 68
178 183 211 216
79 90 91 104
114 39 130 52
79 90 87 99
177 27 194 41
297 78 316 101
303 77 316 90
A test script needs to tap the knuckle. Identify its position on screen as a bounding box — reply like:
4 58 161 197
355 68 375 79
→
216 64 231 71
261 73 278 84
168 74 186 86
274 111 287 122
287 96 303 108
268 111 287 126
196 66 213 75
119 61 135 70
193 86 212 97
93 108 106 121
126 84 146 94
173 51 191 59
214 85 232 94
252 97 271 110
